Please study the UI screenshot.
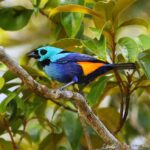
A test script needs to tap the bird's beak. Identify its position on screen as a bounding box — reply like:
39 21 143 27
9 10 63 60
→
28 50 40 59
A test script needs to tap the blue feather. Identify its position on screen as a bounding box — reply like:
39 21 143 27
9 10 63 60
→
44 62 83 83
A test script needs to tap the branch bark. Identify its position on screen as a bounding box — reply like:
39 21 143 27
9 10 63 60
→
0 47 121 148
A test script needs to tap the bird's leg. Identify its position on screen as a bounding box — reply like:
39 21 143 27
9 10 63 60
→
59 76 78 90
59 80 76 90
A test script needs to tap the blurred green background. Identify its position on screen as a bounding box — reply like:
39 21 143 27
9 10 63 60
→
0 0 150 149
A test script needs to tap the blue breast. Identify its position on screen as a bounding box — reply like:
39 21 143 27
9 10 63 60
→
43 62 83 83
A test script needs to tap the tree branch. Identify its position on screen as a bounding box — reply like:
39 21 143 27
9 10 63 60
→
0 47 121 147
3 118 18 150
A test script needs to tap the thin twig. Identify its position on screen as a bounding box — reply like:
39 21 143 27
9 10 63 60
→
113 70 125 134
122 71 134 123
3 118 18 150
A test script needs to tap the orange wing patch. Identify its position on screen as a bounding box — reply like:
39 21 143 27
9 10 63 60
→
77 62 105 76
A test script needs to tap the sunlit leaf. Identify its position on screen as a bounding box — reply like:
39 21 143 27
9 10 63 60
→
44 0 60 8
46 4 103 18
118 37 139 62
138 49 150 79
0 6 33 31
119 18 149 28
0 77 5 90
87 76 109 106
112 0 136 26
0 62 7 70
32 0 40 6
0 92 17 113
94 0 115 29
138 34 150 50
89 27 101 40
39 0 49 8
96 107 120 133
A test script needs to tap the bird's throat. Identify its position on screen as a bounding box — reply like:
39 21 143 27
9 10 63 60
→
40 59 51 66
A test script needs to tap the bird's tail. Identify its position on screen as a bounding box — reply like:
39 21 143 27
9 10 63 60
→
112 63 136 70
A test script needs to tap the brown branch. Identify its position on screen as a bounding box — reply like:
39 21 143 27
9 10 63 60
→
0 47 121 147
115 71 135 133
122 71 134 124
114 70 125 134
3 118 18 150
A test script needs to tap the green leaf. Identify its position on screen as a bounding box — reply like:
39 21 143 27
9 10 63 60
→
94 0 115 29
119 18 149 28
82 36 107 61
96 107 120 133
89 27 101 40
138 49 150 79
33 0 41 7
60 0 84 38
39 0 49 8
0 6 33 31
0 77 5 90
3 70 17 82
87 76 109 106
0 63 7 70
138 34 150 50
112 0 136 25
0 138 13 150
61 111 82 149
138 103 150 132
28 123 42 142
82 39 99 55
98 35 107 60
118 37 139 62
0 92 17 113
39 133 64 150
52 38 82 51
61 12 83 38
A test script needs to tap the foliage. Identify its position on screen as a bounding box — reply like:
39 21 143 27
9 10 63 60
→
0 0 150 149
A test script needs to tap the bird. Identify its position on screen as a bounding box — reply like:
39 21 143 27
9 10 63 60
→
28 45 136 89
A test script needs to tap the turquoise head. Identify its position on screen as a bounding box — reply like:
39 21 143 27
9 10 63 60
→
28 46 63 62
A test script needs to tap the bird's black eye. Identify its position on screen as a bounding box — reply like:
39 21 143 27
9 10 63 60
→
40 49 47 55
